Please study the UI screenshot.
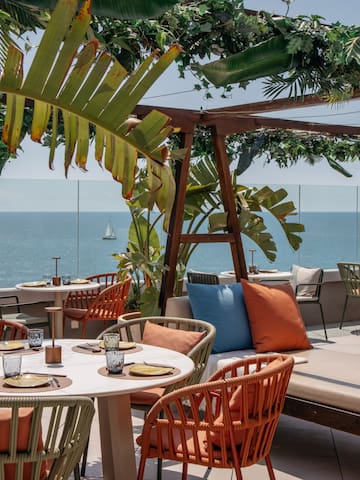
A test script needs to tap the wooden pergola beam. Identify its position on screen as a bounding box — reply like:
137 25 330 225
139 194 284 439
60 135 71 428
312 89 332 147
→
135 104 360 137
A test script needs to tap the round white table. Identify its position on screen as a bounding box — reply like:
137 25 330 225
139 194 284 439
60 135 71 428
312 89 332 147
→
16 282 100 338
0 339 194 480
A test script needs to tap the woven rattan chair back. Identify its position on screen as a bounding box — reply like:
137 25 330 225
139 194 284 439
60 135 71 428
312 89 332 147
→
137 354 294 480
337 262 360 328
0 396 94 479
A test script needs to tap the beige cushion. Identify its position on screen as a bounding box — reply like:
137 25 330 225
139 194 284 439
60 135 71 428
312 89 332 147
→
290 265 322 297
165 296 193 318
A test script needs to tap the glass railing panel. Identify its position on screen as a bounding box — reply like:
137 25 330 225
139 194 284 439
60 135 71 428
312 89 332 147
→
0 179 78 287
1 179 359 287
298 185 358 269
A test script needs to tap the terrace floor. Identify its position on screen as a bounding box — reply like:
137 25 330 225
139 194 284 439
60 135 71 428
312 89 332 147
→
79 322 360 480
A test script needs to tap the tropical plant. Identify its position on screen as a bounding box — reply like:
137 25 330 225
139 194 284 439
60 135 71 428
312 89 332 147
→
113 166 167 315
0 0 183 228
114 130 304 314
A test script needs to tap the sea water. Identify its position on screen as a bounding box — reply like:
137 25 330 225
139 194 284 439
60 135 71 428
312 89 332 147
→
0 211 359 288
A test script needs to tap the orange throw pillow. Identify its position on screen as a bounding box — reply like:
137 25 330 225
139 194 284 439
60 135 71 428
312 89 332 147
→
241 280 312 353
0 408 47 480
142 321 206 354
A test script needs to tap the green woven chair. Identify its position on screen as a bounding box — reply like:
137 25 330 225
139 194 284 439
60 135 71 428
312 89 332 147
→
337 262 360 328
0 396 94 479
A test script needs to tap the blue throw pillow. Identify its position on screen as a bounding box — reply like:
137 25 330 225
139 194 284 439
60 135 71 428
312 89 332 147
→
187 283 252 353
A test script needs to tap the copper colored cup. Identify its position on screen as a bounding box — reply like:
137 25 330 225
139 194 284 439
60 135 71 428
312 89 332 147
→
45 345 62 364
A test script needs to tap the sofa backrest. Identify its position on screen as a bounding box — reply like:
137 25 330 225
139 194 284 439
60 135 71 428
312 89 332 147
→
165 296 193 318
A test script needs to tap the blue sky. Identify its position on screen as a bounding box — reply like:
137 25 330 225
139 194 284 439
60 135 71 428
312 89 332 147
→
2 0 360 212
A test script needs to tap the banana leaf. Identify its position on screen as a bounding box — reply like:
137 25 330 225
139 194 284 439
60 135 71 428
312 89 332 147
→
198 36 299 87
16 0 180 19
0 0 181 229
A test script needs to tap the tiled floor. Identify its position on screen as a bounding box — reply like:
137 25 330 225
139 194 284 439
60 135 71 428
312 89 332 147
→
80 323 360 480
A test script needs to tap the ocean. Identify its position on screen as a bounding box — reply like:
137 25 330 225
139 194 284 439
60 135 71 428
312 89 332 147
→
0 211 358 288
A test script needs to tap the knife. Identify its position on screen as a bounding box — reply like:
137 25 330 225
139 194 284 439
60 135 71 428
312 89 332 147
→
76 344 102 353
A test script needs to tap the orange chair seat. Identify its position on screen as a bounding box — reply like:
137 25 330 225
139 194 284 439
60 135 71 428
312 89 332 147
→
130 387 165 406
63 308 87 320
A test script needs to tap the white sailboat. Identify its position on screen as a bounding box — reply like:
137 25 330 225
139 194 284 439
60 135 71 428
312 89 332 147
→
102 219 116 240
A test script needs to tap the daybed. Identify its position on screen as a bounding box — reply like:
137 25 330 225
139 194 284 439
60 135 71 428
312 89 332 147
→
165 289 360 436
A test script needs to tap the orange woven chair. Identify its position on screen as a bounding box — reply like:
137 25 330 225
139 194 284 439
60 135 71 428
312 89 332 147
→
0 319 28 340
63 272 117 311
137 354 294 480
63 275 132 338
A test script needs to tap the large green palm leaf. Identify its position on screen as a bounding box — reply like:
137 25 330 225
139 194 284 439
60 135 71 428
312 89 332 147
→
0 0 181 229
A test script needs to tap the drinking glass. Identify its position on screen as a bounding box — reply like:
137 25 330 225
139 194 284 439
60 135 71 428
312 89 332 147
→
103 333 120 351
105 350 124 374
42 274 52 285
28 328 44 348
2 355 22 378
62 274 71 285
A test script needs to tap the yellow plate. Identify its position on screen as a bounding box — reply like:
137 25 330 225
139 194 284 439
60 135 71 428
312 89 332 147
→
4 374 50 388
129 364 173 376
0 341 25 351
70 278 89 284
98 340 136 350
22 281 47 287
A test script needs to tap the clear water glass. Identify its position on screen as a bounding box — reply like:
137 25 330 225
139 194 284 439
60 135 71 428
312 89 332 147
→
103 333 120 351
105 350 124 374
28 328 44 348
2 355 22 378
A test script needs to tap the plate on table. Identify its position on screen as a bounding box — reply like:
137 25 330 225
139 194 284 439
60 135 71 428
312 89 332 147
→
258 269 279 274
21 281 47 287
4 373 50 388
0 341 25 351
128 364 173 377
98 340 136 350
70 278 90 285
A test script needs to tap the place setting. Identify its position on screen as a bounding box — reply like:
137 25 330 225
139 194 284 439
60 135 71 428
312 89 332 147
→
0 328 45 356
73 332 142 355
97 333 179 379
0 352 71 393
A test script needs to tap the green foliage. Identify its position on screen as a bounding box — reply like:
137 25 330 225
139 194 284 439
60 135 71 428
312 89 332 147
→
233 129 360 178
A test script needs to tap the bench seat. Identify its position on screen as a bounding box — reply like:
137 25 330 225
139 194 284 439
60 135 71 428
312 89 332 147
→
165 296 360 435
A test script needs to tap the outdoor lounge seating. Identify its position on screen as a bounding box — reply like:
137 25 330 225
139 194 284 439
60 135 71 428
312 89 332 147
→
136 354 294 480
165 288 360 437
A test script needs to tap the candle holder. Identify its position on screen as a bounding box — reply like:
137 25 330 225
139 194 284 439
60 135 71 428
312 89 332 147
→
52 256 61 286
45 306 62 364
249 248 258 274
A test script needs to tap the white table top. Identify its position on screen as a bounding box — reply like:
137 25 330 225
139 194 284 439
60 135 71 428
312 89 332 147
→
15 281 100 294
0 339 195 397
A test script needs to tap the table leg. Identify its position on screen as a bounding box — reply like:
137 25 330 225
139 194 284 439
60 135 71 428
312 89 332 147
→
53 292 64 338
98 394 137 480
